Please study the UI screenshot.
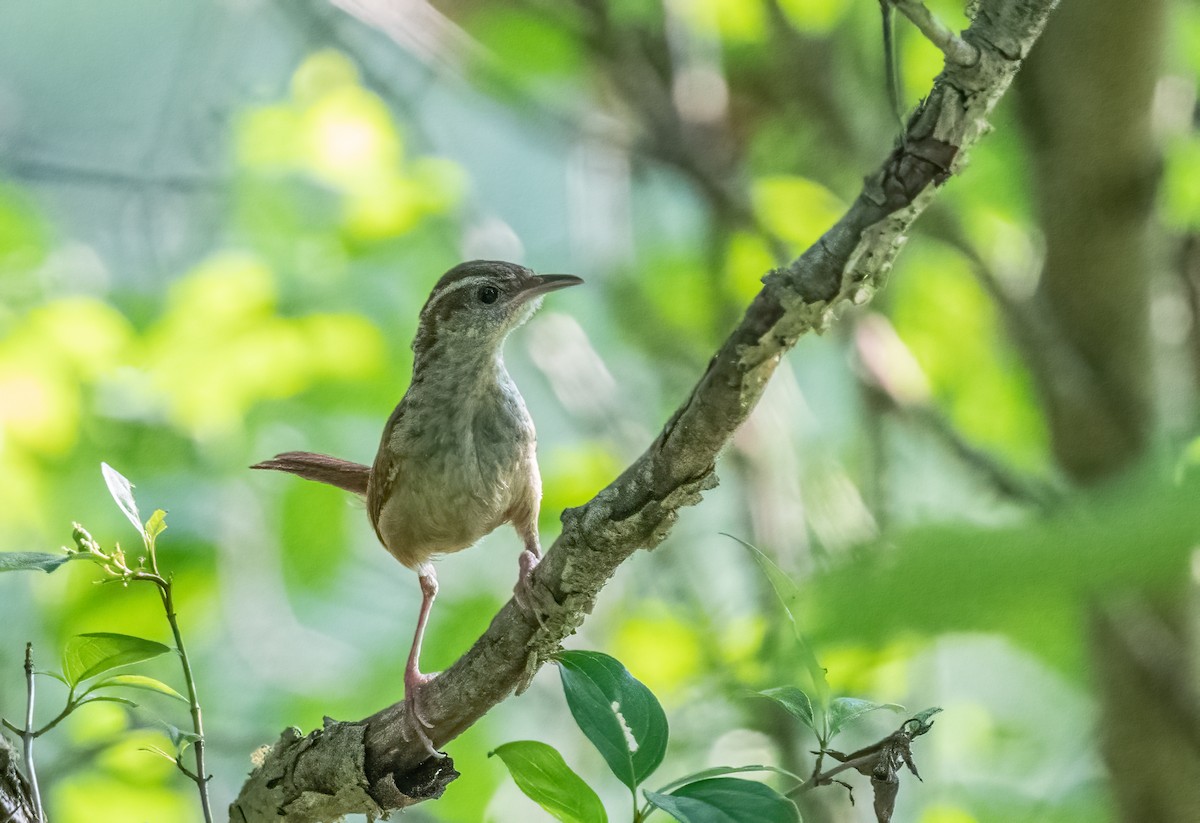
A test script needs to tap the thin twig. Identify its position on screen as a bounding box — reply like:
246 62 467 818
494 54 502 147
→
142 562 212 823
22 644 44 823
892 0 980 66
160 582 212 822
68 520 213 821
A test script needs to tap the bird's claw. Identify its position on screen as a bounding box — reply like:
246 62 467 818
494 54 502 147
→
514 549 558 628
404 670 443 759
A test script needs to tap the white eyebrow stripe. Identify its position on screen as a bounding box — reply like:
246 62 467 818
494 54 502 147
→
420 275 494 317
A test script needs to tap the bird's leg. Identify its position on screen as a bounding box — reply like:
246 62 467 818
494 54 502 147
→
405 564 443 760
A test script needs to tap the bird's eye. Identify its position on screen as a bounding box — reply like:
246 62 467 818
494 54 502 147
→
478 286 500 304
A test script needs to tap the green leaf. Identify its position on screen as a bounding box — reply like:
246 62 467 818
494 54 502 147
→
36 670 69 686
62 633 172 687
159 721 202 753
490 741 608 823
828 697 905 738
139 745 180 765
92 674 187 703
644 778 799 823
724 535 830 709
79 695 139 709
101 462 145 539
555 650 668 791
804 475 1200 677
0 551 85 574
655 765 805 795
145 509 168 542
757 687 817 735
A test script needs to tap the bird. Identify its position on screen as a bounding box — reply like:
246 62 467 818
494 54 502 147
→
251 260 582 758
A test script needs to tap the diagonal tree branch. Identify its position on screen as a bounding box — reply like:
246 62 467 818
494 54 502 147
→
230 1 1059 819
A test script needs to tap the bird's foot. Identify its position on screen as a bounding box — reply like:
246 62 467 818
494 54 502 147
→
404 670 444 760
513 549 557 628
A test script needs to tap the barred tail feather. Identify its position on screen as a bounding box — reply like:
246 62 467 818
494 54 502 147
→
251 451 370 497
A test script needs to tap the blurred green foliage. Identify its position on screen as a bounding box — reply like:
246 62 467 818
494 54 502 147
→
0 2 1198 822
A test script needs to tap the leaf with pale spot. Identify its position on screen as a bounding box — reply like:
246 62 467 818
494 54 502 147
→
555 650 668 791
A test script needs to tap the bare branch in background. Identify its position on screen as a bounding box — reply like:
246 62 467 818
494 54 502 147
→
891 0 979 66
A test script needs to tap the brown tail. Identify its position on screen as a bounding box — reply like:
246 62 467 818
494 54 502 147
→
251 451 370 497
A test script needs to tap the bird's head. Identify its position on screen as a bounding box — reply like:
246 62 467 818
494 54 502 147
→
412 260 582 367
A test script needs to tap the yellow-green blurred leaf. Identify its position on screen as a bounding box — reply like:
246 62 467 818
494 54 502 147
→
775 0 850 33
1163 136 1200 230
470 9 584 76
752 175 844 252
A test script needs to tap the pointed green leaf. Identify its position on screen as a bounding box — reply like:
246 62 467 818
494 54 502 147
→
0 551 85 574
36 670 69 686
92 674 187 703
828 697 905 738
724 535 830 708
655 765 805 795
490 741 608 823
79 695 139 709
758 687 817 735
63 633 172 686
159 721 202 753
101 462 145 539
555 650 668 791
140 745 180 765
145 509 168 542
644 778 799 823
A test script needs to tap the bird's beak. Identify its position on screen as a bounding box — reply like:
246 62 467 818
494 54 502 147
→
519 273 584 300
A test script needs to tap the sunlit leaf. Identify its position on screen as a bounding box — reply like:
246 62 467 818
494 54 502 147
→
644 778 799 823
144 510 168 542
827 697 905 738
101 462 145 539
92 675 187 704
63 633 172 687
555 650 668 791
490 741 608 823
139 744 180 765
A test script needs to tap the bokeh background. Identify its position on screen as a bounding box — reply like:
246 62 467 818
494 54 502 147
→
2 1 1200 821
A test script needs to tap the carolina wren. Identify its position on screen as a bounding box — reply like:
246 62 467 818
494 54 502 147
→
252 260 582 757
